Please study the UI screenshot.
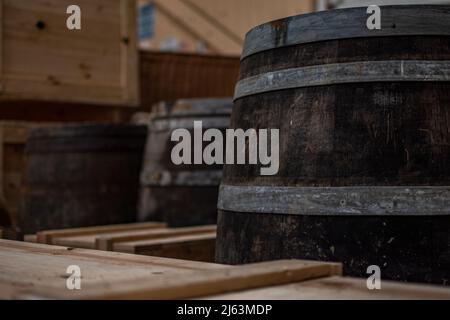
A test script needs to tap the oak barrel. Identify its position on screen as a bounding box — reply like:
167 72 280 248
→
138 98 232 227
216 5 450 285
18 124 147 234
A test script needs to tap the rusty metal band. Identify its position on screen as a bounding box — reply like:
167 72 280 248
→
218 184 450 216
150 117 231 131
141 170 223 187
242 5 450 59
234 60 450 100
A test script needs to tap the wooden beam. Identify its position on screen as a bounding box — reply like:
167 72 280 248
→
95 225 216 251
152 0 242 55
36 221 166 244
206 276 450 300
115 232 216 262
25 259 342 299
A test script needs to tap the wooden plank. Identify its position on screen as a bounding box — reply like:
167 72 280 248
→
115 232 216 262
95 225 216 251
0 239 226 299
121 0 139 105
204 276 450 300
23 234 37 243
23 259 342 299
36 221 166 245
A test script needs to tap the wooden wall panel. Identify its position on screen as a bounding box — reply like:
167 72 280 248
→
0 0 138 106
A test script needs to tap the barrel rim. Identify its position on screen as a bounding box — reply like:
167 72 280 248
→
242 5 450 60
27 124 148 140
149 98 233 121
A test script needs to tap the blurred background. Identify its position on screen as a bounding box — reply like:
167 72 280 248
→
137 0 450 55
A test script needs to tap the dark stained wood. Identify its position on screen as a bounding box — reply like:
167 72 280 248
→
216 6 450 285
138 99 232 227
18 124 147 234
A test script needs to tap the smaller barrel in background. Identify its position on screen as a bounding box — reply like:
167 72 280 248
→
138 98 233 227
18 124 147 235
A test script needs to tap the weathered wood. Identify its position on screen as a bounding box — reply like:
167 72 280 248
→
36 221 166 245
23 258 342 299
139 98 232 227
242 5 450 59
0 239 225 299
18 124 147 234
205 276 450 300
217 5 450 285
234 60 450 100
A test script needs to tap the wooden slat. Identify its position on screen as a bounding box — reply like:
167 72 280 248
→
36 221 166 245
95 225 216 251
115 232 216 262
120 0 139 105
23 259 342 299
23 234 37 243
0 239 226 299
205 276 450 300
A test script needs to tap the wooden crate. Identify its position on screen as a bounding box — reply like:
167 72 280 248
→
31 222 217 262
0 0 138 106
140 50 239 110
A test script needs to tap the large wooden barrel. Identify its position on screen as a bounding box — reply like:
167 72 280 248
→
138 98 232 227
216 5 450 285
18 124 147 234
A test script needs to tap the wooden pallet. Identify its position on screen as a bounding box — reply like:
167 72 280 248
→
0 240 343 299
2 240 449 300
29 222 217 262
